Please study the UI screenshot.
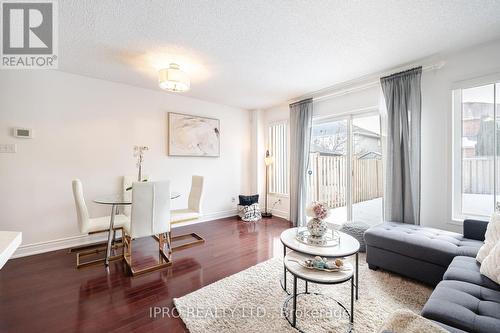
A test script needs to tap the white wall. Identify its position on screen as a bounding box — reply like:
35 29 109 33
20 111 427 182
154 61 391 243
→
262 39 500 232
313 86 381 118
0 70 251 255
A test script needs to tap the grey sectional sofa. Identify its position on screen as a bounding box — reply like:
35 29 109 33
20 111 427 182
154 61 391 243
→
422 256 500 333
364 219 500 333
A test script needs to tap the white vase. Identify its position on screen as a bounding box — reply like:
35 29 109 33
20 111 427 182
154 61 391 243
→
307 218 327 237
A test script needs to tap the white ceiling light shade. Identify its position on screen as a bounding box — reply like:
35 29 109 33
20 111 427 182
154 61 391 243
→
158 63 190 92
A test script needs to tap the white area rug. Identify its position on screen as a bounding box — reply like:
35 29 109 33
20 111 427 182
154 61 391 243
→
378 309 449 333
174 254 432 332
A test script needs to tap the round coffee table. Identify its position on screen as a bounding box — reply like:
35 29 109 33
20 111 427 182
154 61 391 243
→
280 227 360 299
283 251 354 332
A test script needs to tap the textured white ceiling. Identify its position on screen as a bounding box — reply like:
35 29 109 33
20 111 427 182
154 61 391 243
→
59 0 500 109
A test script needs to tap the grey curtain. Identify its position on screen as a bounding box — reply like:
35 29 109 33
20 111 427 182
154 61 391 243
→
289 98 313 227
381 67 422 225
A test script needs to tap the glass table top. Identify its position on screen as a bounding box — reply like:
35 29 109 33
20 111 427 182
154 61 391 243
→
93 192 181 205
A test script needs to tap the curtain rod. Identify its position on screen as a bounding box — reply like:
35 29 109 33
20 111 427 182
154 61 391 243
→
289 97 313 106
380 66 422 81
294 61 446 103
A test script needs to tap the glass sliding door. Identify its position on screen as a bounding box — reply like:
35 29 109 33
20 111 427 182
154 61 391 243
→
308 112 383 227
352 114 383 225
308 118 349 224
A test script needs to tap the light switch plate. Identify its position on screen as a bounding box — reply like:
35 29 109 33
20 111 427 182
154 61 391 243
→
0 144 17 153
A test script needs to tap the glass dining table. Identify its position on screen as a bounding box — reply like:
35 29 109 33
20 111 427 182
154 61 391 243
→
94 191 181 266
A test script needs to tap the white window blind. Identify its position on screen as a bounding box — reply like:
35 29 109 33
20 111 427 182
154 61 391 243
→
268 122 288 195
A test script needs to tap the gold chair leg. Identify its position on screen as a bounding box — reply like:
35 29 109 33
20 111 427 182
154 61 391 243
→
153 232 205 252
171 232 205 252
124 233 172 277
72 227 125 269
167 231 173 261
159 232 173 262
123 235 132 272
76 252 123 269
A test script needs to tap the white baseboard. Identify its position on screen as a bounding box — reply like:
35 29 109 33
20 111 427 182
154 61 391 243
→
12 209 238 259
270 208 290 220
171 209 237 228
12 233 109 259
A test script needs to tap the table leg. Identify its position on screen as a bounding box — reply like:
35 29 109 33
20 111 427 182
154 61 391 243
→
283 244 287 292
351 276 354 324
105 204 116 266
356 252 359 300
292 275 297 328
111 229 117 256
305 280 308 294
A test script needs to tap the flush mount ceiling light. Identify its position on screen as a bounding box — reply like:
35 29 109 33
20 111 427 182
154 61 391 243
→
158 63 190 92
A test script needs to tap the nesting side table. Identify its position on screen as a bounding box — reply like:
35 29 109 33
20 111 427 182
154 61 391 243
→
280 228 361 299
283 251 354 332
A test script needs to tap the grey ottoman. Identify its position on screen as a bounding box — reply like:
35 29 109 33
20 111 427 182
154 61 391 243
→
364 221 484 286
340 222 370 252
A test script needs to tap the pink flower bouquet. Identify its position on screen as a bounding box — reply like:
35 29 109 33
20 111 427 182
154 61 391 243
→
306 201 329 220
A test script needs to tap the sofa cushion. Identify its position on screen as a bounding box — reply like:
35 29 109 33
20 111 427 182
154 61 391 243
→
421 280 500 333
444 256 500 291
463 219 489 241
238 194 259 206
364 222 483 267
170 209 200 223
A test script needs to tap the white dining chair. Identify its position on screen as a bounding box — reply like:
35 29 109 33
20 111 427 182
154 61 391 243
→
122 175 149 217
170 175 204 224
71 179 130 268
123 181 172 276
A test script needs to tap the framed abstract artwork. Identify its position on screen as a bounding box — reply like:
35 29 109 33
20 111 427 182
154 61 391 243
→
168 112 220 157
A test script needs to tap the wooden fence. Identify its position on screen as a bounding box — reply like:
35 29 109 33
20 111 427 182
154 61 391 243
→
308 153 383 208
462 158 499 194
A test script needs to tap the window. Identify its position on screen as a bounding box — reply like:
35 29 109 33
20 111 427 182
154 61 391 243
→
268 122 288 195
453 82 499 219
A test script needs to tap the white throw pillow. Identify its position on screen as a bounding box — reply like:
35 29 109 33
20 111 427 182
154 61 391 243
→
476 212 500 263
480 241 500 284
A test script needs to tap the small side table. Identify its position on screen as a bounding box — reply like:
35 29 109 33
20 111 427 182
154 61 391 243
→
283 251 354 332
280 228 360 299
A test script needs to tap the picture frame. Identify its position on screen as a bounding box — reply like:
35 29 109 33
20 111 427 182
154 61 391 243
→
167 112 220 157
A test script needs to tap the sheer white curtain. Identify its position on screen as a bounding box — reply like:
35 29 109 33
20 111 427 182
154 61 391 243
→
289 98 313 227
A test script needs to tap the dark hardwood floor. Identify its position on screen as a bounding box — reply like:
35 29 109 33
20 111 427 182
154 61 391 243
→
0 216 291 333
